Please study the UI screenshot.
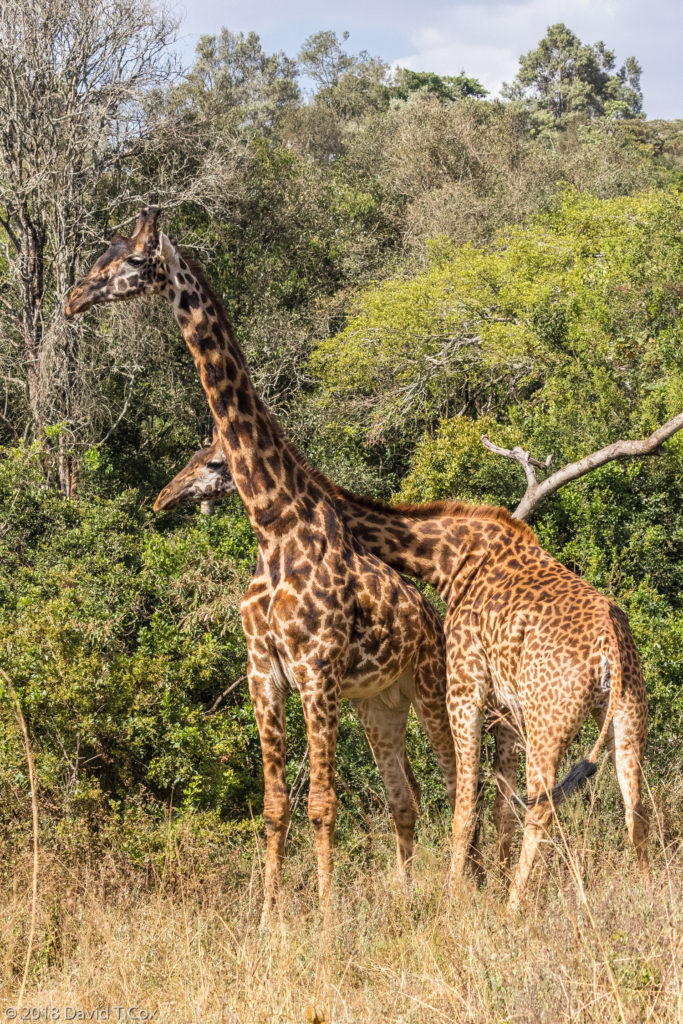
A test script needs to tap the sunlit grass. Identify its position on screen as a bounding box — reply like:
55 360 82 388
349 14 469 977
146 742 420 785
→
2 766 683 1023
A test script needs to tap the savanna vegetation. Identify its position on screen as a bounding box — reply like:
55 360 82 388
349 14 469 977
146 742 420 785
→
2 3 683 1018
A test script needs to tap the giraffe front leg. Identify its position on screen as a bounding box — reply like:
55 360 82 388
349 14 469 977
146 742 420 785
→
300 674 341 909
247 667 289 928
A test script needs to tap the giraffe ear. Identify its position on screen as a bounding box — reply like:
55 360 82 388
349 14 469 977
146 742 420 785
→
157 231 175 263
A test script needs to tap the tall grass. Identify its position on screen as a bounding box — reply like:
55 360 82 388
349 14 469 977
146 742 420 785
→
2 766 683 1023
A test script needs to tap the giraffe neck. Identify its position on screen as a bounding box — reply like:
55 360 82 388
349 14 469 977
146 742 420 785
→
333 492 542 600
162 252 307 541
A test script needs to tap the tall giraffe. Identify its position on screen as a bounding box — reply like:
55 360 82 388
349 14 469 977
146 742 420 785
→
156 424 650 912
155 426 492 883
66 207 462 922
156 428 473 882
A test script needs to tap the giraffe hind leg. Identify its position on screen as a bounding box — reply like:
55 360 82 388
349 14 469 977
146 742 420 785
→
354 692 420 874
491 718 521 886
411 619 487 880
248 668 290 927
301 674 342 909
594 704 649 882
449 696 486 882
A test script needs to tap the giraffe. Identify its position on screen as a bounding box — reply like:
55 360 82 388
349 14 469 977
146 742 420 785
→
322 486 650 913
154 425 650 913
154 426 492 885
66 207 462 922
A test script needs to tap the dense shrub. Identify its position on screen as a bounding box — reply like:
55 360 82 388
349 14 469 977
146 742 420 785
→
0 443 450 837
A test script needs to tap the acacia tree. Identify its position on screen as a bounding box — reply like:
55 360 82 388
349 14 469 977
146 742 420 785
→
0 0 248 493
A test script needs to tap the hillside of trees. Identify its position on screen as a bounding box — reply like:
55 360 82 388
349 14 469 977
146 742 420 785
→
1 4 683 843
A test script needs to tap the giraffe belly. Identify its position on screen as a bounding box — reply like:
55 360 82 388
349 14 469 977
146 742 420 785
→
267 648 414 703
341 659 414 702
347 664 415 713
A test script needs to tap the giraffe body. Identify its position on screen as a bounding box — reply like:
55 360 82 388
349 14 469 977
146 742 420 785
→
158 430 650 910
66 209 460 922
342 495 650 910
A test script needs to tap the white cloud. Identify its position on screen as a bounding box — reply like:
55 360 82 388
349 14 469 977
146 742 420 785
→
394 36 519 96
182 0 683 118
395 0 639 98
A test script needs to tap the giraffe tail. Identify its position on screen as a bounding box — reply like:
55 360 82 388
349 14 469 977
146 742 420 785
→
526 609 622 810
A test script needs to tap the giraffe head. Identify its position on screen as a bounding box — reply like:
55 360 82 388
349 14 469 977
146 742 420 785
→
66 206 176 316
154 428 237 512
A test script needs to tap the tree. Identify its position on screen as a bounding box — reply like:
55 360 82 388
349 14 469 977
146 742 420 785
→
183 29 299 130
312 188 683 468
391 69 487 103
0 0 245 493
298 29 389 115
502 23 644 126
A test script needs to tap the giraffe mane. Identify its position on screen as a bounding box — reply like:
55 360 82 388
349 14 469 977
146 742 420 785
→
339 486 539 545
180 249 238 348
290 447 539 545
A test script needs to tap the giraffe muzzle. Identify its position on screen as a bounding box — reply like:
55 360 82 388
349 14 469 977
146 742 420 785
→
153 486 180 512
65 285 95 318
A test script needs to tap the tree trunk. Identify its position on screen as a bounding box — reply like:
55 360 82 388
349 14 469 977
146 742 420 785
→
19 218 46 425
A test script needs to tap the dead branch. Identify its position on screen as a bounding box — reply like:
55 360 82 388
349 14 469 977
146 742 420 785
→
482 409 683 520
0 667 38 1007
204 675 246 716
284 743 310 848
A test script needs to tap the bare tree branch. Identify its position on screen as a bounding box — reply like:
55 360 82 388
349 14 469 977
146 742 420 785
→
0 408 19 439
0 0 251 486
481 409 683 520
204 675 246 716
481 436 552 493
97 374 136 446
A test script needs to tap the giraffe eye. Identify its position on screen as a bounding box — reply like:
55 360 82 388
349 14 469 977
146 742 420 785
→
206 461 224 470
128 257 145 267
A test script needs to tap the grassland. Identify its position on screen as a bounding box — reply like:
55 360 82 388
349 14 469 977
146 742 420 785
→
2 764 683 1024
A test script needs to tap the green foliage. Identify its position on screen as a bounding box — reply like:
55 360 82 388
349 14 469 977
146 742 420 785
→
398 417 522 505
312 188 683 441
0 444 260 819
503 23 644 128
391 69 488 103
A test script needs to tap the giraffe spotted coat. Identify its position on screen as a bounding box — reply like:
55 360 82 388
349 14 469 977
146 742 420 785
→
66 208 463 925
156 419 650 912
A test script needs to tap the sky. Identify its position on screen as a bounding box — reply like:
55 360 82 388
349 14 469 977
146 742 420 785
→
176 0 683 120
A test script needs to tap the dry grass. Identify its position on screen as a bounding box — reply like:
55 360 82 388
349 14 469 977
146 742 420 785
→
2 770 683 1024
